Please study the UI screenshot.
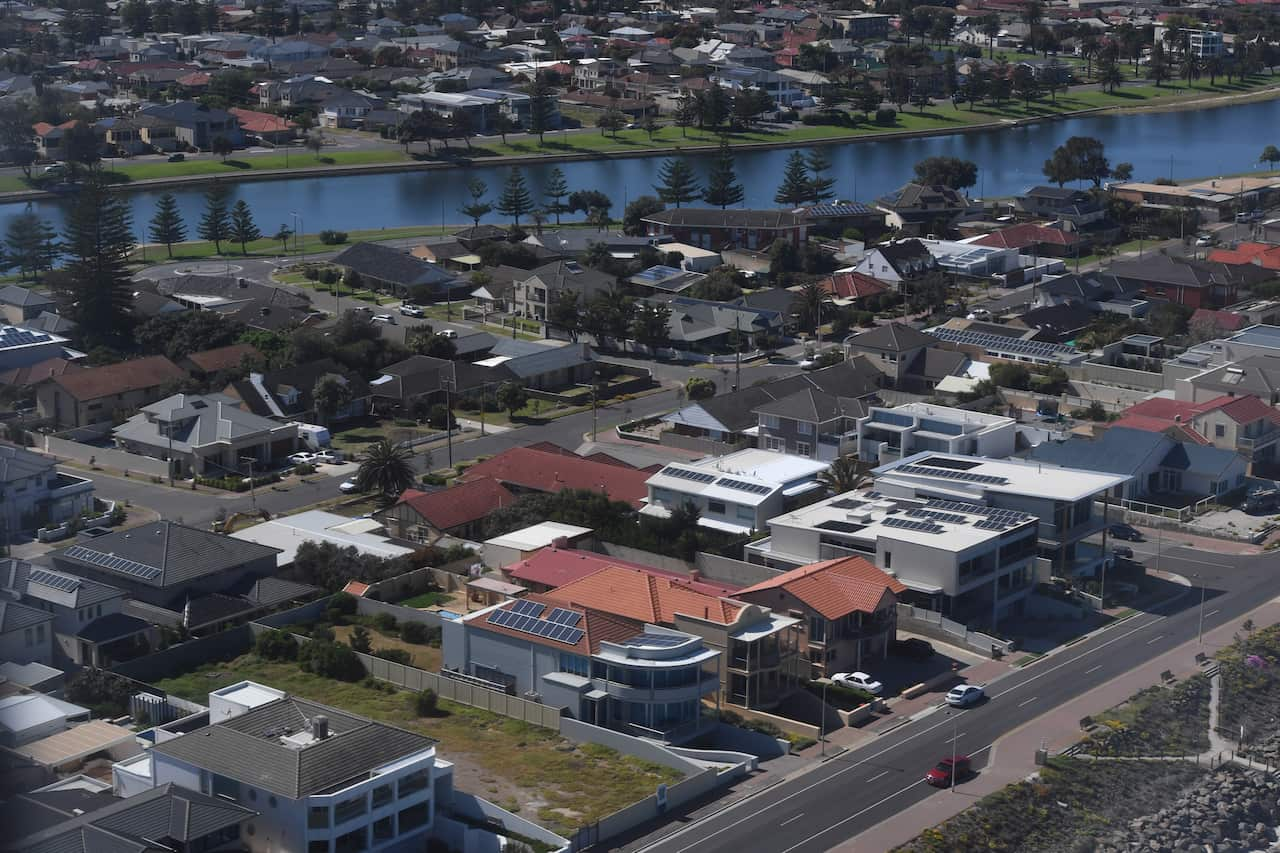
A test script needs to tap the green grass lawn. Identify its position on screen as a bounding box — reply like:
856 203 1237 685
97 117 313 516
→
154 655 682 835
397 590 452 608
111 148 410 181
140 224 456 264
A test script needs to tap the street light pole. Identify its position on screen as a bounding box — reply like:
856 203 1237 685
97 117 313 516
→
241 456 257 511
1197 573 1207 644
950 711 958 794
820 678 829 757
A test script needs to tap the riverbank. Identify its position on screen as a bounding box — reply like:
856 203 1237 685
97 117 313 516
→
4 74 1278 205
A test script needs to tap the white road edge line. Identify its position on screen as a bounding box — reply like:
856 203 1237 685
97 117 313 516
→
779 813 804 827
1206 609 1220 617
1085 665 1103 674
1017 696 1038 708
1146 635 1165 645
866 771 889 783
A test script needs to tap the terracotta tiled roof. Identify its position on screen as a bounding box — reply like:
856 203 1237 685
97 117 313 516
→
459 447 651 507
229 107 298 134
342 580 370 597
0 357 80 388
1109 415 1211 445
973 223 1080 250
737 556 905 619
1217 394 1280 425
1190 308 1247 333
1207 242 1280 271
822 271 889 300
505 547 741 597
48 355 185 401
545 565 744 626
476 591 643 654
391 476 515 533
185 343 260 373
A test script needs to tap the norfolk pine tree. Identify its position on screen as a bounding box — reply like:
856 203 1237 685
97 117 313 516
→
497 168 534 228
702 140 744 209
148 193 187 258
654 158 701 208
230 200 262 255
62 174 136 348
198 185 232 254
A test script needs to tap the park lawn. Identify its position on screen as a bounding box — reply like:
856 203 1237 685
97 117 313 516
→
153 655 682 836
330 624 443 671
140 224 454 264
0 175 29 193
113 148 411 181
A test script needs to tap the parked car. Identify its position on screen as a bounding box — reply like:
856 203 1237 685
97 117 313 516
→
1109 524 1144 542
167 153 185 162
439 328 458 339
371 314 397 324
946 684 985 708
1112 544 1134 559
288 451 317 465
42 163 66 175
926 755 971 787
831 671 883 695
892 638 934 660
1194 233 1215 247
339 478 361 493
313 450 342 464
399 304 425 317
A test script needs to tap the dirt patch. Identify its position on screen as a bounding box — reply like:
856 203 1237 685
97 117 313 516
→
331 624 441 671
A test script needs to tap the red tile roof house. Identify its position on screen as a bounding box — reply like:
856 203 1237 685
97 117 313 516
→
1112 394 1280 465
35 355 186 428
375 476 515 543
181 343 261 377
228 107 299 144
503 546 741 597
1208 242 1280 271
735 556 905 681
972 222 1086 258
457 446 652 507
821 271 889 307
544 564 805 710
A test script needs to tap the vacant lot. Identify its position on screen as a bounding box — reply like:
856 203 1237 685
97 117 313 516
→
330 624 442 671
155 654 682 835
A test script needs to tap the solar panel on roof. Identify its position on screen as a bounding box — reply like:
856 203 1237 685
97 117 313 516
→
488 603 582 645
510 599 545 618
624 633 688 648
906 508 969 524
63 544 162 581
547 608 582 626
716 477 771 495
27 568 80 592
973 519 1010 531
662 466 716 484
881 516 943 533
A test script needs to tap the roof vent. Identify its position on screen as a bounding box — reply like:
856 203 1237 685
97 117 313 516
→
312 715 329 739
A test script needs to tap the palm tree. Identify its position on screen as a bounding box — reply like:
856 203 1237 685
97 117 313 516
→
354 439 416 500
791 280 833 337
819 455 867 495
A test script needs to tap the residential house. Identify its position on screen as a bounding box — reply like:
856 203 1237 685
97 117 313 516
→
820 271 890 307
139 101 243 149
736 556 903 679
0 443 95 536
875 184 979 234
35 355 186 428
873 451 1130 580
1032 271 1147 317
753 387 871 461
182 343 260 378
709 67 801 107
0 598 54 666
843 323 955 389
744 494 1037 628
1106 254 1273 310
1113 394 1280 466
924 319 1088 366
376 477 515 543
540 564 803 711
476 338 597 391
457 445 653 507
855 402 1017 466
330 242 461 299
656 295 786 354
1010 303 1094 342
0 357 80 393
369 355 512 412
229 510 415 569
0 559 151 668
1181 355 1280 406
502 547 741 597
1014 186 1107 229
443 595 720 742
229 107 298 143
111 392 301 478
0 326 72 372
1028 426 1247 504
144 682 442 853
149 275 315 332
256 77 337 110
511 260 615 323
320 90 385 128
831 12 893 39
223 359 369 424
972 223 1086 258
852 239 938 285
1208 242 1280 272
0 285 56 325
642 208 808 251
641 448 830 534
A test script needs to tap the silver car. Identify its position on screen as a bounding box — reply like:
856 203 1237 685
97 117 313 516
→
946 684 985 708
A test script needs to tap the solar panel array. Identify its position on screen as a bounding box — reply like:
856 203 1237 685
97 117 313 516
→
896 464 1008 485
817 520 863 533
930 327 1077 360
633 265 684 283
717 477 771 495
0 327 52 348
489 607 584 645
906 508 969 525
510 599 545 618
547 607 582 626
661 466 716 484
623 633 689 648
806 203 874 218
924 499 1033 525
63 545 162 581
881 516 943 534
27 568 80 592
926 499 991 515
831 498 867 510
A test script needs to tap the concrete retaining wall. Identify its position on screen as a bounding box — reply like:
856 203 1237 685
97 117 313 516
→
44 434 170 479
694 553 780 588
446 792 570 852
356 596 445 629
593 542 695 575
660 431 746 456
559 718 704 775
897 604 1015 657
1068 361 1169 392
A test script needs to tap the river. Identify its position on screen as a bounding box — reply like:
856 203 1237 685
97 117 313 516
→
4 96 1278 238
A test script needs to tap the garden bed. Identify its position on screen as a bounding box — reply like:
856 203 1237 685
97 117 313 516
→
1216 621 1280 762
1082 674 1210 757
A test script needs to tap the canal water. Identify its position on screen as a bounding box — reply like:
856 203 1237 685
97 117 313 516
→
4 96 1278 237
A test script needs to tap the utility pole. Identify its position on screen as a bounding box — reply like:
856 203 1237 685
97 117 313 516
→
443 363 456 467
241 456 257 511
1197 573 1207 644
950 711 958 793
734 314 741 391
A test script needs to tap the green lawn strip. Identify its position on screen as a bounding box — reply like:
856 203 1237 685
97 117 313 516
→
893 757 1206 853
396 590 452 609
143 224 456 264
111 148 410 182
153 655 682 836
1013 652 1044 667
1083 674 1210 756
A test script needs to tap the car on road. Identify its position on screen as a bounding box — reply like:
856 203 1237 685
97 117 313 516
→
339 478 361 493
798 358 817 370
399 304 425 317
351 305 372 313
891 638 934 659
167 153 185 162
946 684 985 708
926 755 971 787
313 450 342 464
42 163 66 175
1109 523 1144 542
1194 233 1215 247
831 671 883 695
1237 210 1264 223
287 451 317 465
371 314 397 324
439 328 458 338
1112 544 1135 559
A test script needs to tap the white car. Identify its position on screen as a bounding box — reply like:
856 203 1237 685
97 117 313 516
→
339 478 360 494
946 684 985 708
313 450 342 464
288 451 317 465
831 671 883 695
1194 234 1215 247
371 314 397 324
439 328 458 339
399 304 425 317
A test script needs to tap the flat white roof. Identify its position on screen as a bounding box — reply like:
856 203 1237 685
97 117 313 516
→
212 680 286 710
867 402 1014 430
484 521 593 552
647 449 829 506
0 694 88 735
231 509 414 567
874 452 1129 502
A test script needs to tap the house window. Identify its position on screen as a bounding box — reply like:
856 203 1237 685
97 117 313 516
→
24 628 32 646
809 617 825 642
795 441 811 457
763 436 785 453
761 414 780 429
1215 424 1226 438
559 653 590 676
737 505 755 522
884 551 892 569
796 421 814 436
708 500 726 515
36 625 44 643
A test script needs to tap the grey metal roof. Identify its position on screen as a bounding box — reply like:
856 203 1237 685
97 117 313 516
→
0 285 56 308
113 393 286 453
151 696 436 799
332 242 458 289
0 598 53 634
1028 426 1171 477
75 612 151 643
3 559 126 609
846 322 938 353
752 388 868 423
52 521 280 589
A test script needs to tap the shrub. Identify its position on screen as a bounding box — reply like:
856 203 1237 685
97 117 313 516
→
373 611 398 633
415 688 439 716
294 462 317 475
685 376 716 400
310 624 335 642
298 639 366 681
348 625 372 653
319 268 338 285
875 107 897 126
304 267 320 281
374 648 412 664
328 592 358 615
319 229 348 245
255 628 298 661
399 621 429 644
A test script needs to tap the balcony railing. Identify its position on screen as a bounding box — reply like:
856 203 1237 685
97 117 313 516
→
1038 515 1107 545
1238 431 1279 451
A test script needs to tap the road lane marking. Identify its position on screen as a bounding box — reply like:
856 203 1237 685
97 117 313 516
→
1206 609 1220 617
1146 635 1165 645
1017 696 1038 707
1085 665 1103 674
947 731 966 743
866 771 889 783
779 813 804 827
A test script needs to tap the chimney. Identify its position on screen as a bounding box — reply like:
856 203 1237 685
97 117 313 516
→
312 715 329 739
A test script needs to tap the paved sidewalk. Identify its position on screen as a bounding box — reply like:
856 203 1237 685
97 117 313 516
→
1132 523 1262 556
839 595 1280 853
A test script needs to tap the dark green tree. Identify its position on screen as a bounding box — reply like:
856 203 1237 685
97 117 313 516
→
495 381 529 418
654 157 701 208
148 193 187 258
544 166 569 224
459 178 491 227
3 210 57 280
806 147 836 203
62 174 136 347
702 140 744 209
913 156 978 190
496 168 533 228
774 151 811 206
354 439 416 499
229 200 261 255
528 73 555 144
198 185 232 254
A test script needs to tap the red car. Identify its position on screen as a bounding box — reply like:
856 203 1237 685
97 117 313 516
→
926 756 971 787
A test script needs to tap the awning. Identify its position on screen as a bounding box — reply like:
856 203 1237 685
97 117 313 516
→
782 480 824 497
698 517 754 534
466 576 525 596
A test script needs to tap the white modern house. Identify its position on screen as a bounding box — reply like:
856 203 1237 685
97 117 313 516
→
872 452 1130 581
641 449 830 533
744 490 1040 626
0 444 96 537
854 403 1017 466
142 681 445 853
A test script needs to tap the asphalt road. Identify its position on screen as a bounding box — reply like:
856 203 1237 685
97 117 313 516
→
629 543 1276 853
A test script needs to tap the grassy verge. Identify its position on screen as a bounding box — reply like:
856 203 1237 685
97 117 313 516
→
893 757 1205 853
1083 674 1210 756
137 224 455 263
154 654 683 835
111 148 411 181
331 624 443 671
